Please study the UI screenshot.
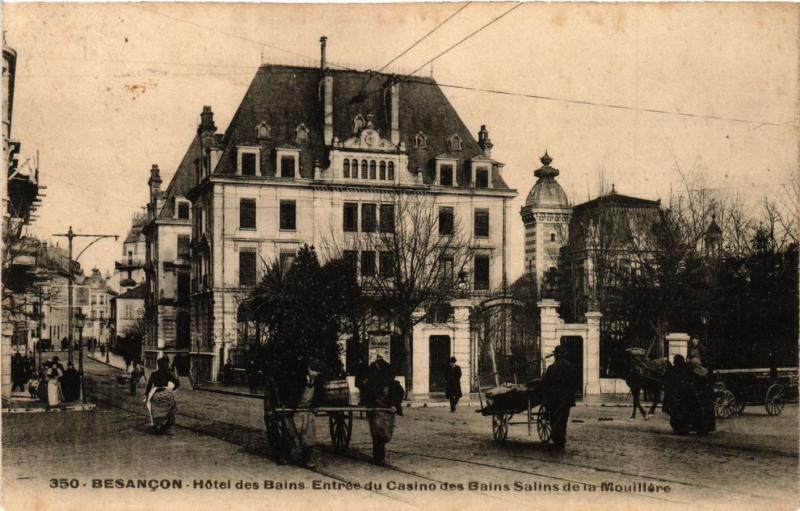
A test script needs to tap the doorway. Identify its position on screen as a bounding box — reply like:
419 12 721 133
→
429 336 451 392
559 336 583 395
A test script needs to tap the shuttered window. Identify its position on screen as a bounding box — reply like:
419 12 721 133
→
279 200 296 230
474 209 489 237
439 207 454 235
474 255 490 290
239 250 257 287
361 251 376 277
240 199 256 229
361 203 377 233
379 204 395 233
343 203 358 232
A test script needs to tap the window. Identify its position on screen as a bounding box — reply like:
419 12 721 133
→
343 159 350 178
241 153 257 176
351 160 359 179
440 164 454 186
361 251 376 277
240 198 256 229
178 201 190 219
379 251 394 277
439 207 454 235
280 251 296 268
280 200 296 230
361 160 368 179
343 250 358 270
177 273 190 303
91 295 97 305
474 209 490 237
550 233 556 242
369 161 377 180
100 311 105 320
379 161 386 180
387 162 395 181
239 250 257 287
280 156 296 178
361 203 377 232
379 204 395 233
177 235 190 258
474 255 490 290
475 167 489 189
438 255 454 283
343 203 358 232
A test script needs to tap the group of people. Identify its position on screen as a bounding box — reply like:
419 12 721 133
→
12 352 83 407
221 358 263 394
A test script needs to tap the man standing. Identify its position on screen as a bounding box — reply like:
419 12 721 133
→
542 345 577 452
364 355 396 465
222 359 234 386
61 362 81 402
444 357 462 412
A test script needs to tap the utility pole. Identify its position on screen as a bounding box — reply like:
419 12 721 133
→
53 226 117 397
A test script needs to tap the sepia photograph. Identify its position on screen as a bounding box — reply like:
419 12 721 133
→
1 2 798 510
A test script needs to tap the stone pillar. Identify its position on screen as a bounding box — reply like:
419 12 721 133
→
412 321 429 397
1 326 12 398
584 311 603 396
666 332 690 361
537 299 560 371
451 299 471 402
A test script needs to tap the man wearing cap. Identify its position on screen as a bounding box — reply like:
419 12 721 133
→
445 357 462 412
542 345 577 452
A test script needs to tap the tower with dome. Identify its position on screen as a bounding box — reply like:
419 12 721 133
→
520 152 571 290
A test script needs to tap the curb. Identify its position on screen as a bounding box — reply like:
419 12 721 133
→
2 403 96 414
86 355 125 371
192 386 262 399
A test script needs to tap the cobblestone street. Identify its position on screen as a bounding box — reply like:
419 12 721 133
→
3 359 798 511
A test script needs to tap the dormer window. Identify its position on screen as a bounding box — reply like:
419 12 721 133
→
447 135 462 152
237 146 260 176
276 148 300 178
177 200 191 220
474 165 490 189
256 122 270 140
295 123 309 144
435 158 458 187
414 132 427 149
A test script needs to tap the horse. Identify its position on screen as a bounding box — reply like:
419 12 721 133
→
624 348 670 420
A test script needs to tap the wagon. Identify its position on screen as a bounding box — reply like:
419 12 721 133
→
476 379 551 443
262 378 395 454
713 368 798 418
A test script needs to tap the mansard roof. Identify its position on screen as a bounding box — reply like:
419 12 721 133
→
212 64 509 190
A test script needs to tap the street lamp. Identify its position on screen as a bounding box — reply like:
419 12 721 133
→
74 311 87 403
457 271 468 298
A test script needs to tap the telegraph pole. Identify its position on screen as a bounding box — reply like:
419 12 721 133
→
53 227 117 387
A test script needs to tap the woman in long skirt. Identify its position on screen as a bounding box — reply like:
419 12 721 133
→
46 357 64 408
145 357 180 434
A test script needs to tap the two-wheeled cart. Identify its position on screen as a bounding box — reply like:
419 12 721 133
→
713 368 798 418
476 379 551 443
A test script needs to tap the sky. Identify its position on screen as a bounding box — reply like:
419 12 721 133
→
4 2 798 281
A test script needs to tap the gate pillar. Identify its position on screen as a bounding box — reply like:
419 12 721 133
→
537 299 560 370
451 299 471 403
584 311 602 395
666 332 690 361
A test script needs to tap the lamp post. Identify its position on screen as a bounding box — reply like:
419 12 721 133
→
74 311 86 403
457 271 468 299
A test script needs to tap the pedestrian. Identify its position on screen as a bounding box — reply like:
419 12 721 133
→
123 353 132 373
222 358 234 386
282 358 323 467
61 362 81 402
11 352 26 392
145 357 181 434
689 337 707 366
247 360 260 394
444 357 462 412
46 356 65 408
542 345 577 452
129 362 145 396
364 355 398 465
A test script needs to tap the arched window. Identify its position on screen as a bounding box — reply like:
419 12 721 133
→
361 160 368 179
369 161 377 180
351 160 358 179
343 159 350 178
387 162 395 181
414 132 427 149
379 161 386 180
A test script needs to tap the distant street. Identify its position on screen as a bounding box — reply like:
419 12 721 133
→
3 358 798 511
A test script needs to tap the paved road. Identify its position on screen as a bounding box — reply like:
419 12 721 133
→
3 358 798 511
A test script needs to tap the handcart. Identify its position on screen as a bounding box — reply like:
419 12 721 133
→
476 379 551 443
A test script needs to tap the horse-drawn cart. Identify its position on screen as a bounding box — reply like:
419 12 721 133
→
713 368 798 418
477 380 551 443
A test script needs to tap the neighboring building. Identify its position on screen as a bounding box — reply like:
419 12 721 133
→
113 211 148 291
185 42 516 385
141 138 195 373
520 151 571 290
110 282 146 359
83 268 116 346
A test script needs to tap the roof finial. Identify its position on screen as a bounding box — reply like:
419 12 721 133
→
610 183 616 194
540 150 552 167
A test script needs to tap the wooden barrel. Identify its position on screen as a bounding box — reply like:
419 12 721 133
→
322 379 351 406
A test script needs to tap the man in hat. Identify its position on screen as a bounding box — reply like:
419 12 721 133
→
444 357 462 412
542 345 577 452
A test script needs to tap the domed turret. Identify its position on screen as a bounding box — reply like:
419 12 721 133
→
525 151 570 209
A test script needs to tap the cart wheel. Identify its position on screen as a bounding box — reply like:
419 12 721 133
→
492 414 510 442
765 384 785 416
329 412 353 451
733 401 745 415
536 406 551 443
714 390 735 419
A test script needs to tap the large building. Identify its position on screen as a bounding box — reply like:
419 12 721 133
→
141 138 195 373
183 41 516 386
113 211 148 291
83 268 116 346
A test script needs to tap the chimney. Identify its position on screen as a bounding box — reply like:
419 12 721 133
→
478 125 493 158
322 74 333 146
148 164 163 220
198 106 217 145
320 36 328 70
389 80 400 146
